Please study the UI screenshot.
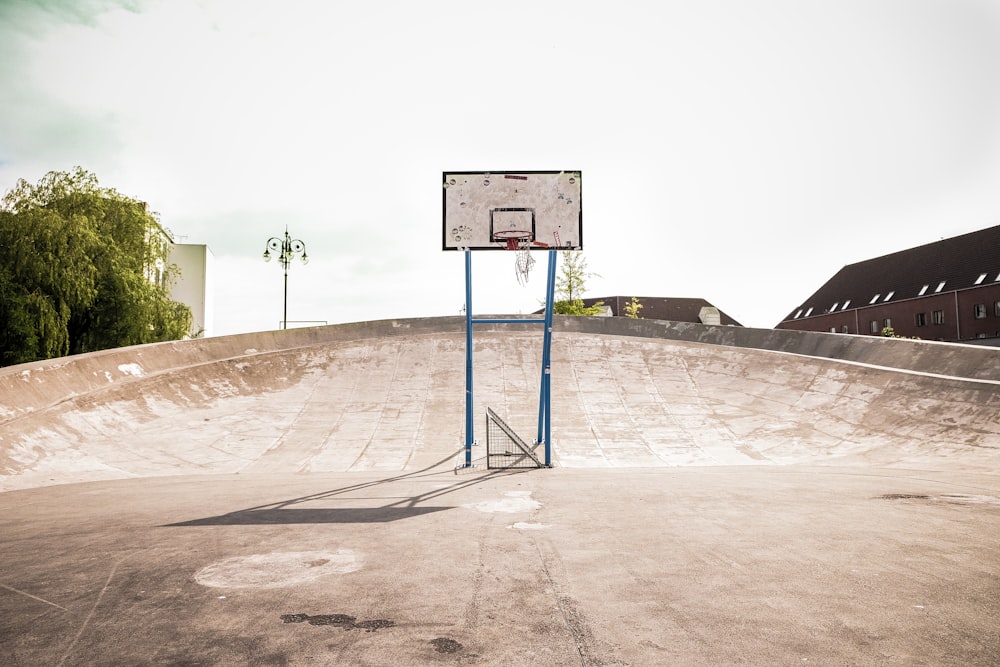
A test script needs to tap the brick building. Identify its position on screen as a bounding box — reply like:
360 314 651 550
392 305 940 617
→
776 225 1000 345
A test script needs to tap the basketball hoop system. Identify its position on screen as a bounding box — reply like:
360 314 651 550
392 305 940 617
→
442 170 582 470
493 229 536 285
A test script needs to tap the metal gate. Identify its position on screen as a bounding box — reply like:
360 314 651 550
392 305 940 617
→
485 407 545 469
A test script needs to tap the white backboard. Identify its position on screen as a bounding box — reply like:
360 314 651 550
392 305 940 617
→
442 171 582 250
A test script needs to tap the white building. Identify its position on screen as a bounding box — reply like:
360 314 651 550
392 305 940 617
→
168 243 214 337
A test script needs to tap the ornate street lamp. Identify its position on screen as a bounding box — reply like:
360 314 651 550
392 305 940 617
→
263 227 308 330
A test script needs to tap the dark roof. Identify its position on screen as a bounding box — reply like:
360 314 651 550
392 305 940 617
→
568 296 743 326
782 225 1000 322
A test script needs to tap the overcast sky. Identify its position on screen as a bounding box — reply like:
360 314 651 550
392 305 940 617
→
3 0 1000 335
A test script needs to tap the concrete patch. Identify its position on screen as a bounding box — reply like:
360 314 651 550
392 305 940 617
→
509 521 550 530
194 550 362 589
117 363 144 377
465 490 541 514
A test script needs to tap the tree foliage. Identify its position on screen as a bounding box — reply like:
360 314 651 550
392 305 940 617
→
624 296 643 319
881 326 919 340
553 299 606 315
551 251 604 316
0 168 192 366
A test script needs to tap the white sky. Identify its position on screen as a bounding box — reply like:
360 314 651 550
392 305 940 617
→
3 0 1000 335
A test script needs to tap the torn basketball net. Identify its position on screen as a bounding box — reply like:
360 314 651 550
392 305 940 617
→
514 237 535 285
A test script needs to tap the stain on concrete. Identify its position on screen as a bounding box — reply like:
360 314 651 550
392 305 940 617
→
281 613 395 632
878 493 1000 506
431 637 463 653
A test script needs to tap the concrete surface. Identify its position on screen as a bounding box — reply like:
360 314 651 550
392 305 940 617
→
1 316 998 665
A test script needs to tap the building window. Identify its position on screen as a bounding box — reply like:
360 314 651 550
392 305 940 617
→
935 281 946 293
915 312 927 327
842 300 851 310
870 320 880 333
995 301 1000 317
794 309 803 319
883 318 892 329
829 327 837 333
919 284 929 296
975 273 987 285
841 325 849 333
933 310 945 325
883 291 894 302
870 294 881 304
804 307 813 317
831 302 839 312
974 303 987 319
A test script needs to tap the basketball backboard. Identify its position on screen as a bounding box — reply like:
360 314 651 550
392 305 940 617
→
442 171 582 250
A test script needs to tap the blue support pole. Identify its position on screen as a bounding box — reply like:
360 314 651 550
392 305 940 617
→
464 249 474 467
537 250 557 466
464 248 554 469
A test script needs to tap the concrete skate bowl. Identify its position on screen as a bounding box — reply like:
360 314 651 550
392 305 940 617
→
1 316 998 491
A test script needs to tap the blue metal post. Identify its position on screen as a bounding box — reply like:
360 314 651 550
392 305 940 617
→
537 250 557 466
464 249 474 467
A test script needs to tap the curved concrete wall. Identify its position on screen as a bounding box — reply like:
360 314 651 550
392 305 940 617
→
558 317 1000 382
1 316 997 490
4 315 997 424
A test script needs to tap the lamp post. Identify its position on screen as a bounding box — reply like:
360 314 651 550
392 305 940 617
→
263 227 308 330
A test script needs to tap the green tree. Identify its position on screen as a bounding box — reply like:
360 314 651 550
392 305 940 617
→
881 326 919 340
624 296 643 319
551 251 604 315
0 168 192 366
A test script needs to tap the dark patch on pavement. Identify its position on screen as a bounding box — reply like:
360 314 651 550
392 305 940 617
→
431 637 463 653
877 493 1000 507
281 613 395 632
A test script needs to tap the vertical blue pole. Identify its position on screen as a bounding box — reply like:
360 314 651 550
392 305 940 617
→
464 250 474 467
537 256 549 444
538 250 557 466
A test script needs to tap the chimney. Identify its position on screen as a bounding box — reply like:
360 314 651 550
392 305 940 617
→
698 306 721 325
